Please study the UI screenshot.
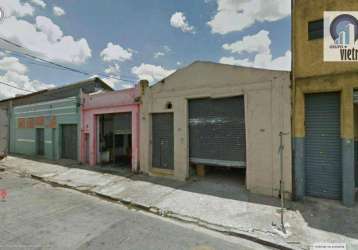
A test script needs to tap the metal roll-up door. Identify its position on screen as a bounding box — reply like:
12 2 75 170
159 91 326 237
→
152 113 174 169
61 124 78 160
36 128 44 156
305 92 341 199
113 112 132 134
189 96 246 167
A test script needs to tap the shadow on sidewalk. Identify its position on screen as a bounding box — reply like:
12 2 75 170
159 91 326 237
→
5 154 358 241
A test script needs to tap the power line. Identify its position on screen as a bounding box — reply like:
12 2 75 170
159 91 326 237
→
0 37 138 83
0 80 34 93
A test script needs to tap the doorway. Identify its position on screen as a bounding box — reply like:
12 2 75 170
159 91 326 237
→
304 92 341 200
152 113 174 170
61 124 78 160
188 96 246 185
98 113 132 168
36 128 44 156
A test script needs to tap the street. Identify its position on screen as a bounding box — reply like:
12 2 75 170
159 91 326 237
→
0 171 271 250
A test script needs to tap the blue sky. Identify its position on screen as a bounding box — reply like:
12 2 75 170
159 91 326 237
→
0 0 291 99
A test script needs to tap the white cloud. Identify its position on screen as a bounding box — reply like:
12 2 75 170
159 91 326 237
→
31 0 46 8
36 16 63 42
208 0 290 34
0 56 55 100
153 45 171 59
1 0 34 17
0 16 92 64
220 50 291 71
131 63 175 83
0 56 27 74
100 42 133 62
153 52 165 58
53 6 65 16
220 30 291 70
163 45 171 53
104 63 120 75
170 12 195 33
219 57 253 67
223 30 271 54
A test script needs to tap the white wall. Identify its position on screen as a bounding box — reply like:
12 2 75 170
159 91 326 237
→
140 61 292 197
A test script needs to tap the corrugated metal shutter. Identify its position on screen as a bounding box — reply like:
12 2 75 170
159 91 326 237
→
61 124 78 160
152 113 174 169
113 112 131 134
36 128 44 155
188 96 246 167
305 92 341 199
353 90 358 103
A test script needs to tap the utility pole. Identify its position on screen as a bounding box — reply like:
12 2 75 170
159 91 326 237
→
279 131 289 234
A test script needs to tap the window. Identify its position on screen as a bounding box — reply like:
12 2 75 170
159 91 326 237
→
308 19 323 40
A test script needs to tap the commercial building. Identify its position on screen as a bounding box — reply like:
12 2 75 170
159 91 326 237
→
0 78 112 161
80 85 141 171
140 61 292 197
292 0 358 206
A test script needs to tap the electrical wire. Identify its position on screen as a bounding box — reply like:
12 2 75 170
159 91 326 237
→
0 37 138 83
0 80 34 93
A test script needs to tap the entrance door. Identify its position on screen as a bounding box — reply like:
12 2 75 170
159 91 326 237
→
85 133 89 164
305 92 342 199
152 113 174 169
61 124 78 160
188 96 246 167
36 128 44 156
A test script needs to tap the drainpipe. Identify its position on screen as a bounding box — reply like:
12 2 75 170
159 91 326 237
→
291 0 298 200
7 100 13 156
79 88 84 163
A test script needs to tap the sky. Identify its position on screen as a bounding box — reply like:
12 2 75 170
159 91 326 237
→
0 0 291 100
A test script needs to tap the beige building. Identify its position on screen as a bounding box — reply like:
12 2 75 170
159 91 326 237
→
140 61 292 198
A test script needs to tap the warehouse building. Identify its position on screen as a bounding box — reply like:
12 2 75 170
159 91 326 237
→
0 78 112 161
80 84 141 170
140 61 292 198
292 0 358 206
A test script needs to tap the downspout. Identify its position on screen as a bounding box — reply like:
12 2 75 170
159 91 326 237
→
291 0 297 199
7 100 13 155
79 88 84 163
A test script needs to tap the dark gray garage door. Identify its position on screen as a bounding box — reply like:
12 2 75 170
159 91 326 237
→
189 96 246 167
305 92 341 199
61 124 78 160
152 113 174 169
113 112 131 134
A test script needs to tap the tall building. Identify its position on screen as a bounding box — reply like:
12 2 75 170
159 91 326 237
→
292 0 358 206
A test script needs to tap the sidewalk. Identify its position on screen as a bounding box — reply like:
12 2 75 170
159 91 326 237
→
1 155 358 250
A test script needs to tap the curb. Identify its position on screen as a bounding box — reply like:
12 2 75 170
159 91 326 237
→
4 166 304 250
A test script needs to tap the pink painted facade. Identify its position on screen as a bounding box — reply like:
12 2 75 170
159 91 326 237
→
80 85 140 171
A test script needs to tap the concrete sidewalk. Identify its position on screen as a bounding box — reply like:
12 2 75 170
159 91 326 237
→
1 156 358 250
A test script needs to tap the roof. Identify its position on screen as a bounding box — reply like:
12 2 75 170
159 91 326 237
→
0 77 113 104
149 60 291 88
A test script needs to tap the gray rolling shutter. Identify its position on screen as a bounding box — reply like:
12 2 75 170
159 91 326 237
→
61 124 78 160
152 113 174 169
188 96 246 167
113 112 132 134
305 92 341 199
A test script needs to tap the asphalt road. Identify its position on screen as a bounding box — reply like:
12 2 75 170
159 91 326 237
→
0 171 272 250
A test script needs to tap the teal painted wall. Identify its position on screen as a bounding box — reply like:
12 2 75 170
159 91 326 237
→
9 97 81 160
